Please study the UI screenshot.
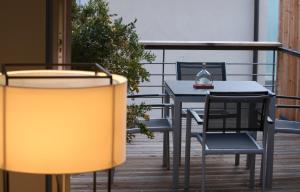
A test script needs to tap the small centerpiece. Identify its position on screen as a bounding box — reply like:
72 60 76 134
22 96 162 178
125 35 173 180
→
193 63 214 89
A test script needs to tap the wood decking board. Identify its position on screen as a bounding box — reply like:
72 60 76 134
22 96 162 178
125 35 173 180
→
71 130 300 191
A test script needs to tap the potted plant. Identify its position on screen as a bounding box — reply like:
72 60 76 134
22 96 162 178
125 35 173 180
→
71 0 155 141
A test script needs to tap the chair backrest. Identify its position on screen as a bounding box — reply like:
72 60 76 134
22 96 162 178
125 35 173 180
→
203 92 270 133
176 62 226 81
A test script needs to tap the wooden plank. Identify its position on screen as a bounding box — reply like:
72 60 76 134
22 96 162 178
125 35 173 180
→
70 127 300 191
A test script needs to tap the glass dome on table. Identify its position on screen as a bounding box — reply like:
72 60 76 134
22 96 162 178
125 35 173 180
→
193 62 214 89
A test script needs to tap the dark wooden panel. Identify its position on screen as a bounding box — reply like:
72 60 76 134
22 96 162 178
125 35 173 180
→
277 0 300 121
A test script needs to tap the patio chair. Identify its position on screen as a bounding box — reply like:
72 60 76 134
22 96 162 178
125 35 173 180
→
127 94 173 169
184 93 270 191
107 94 173 185
275 95 300 134
176 61 226 115
176 62 226 81
176 62 247 166
176 61 226 117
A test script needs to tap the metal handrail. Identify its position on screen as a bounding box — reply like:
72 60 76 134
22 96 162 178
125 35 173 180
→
278 47 300 58
135 41 300 118
140 40 282 50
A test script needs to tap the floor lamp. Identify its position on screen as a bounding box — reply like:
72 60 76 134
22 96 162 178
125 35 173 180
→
0 63 127 192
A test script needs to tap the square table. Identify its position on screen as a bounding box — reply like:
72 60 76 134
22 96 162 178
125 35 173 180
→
164 80 275 190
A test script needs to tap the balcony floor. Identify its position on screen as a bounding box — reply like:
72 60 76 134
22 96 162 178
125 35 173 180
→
71 123 300 192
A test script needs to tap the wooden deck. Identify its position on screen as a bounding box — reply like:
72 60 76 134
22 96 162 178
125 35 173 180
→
71 124 300 192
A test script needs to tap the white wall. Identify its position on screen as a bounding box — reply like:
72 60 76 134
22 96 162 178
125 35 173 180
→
107 0 256 85
105 0 278 117
108 0 254 41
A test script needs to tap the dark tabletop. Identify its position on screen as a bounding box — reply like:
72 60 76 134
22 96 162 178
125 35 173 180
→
165 80 272 96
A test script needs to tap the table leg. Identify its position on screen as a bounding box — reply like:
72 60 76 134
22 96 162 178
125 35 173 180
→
163 92 170 117
266 95 275 188
179 102 182 165
173 99 181 190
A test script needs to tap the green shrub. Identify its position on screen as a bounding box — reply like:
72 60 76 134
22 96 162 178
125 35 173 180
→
72 0 155 141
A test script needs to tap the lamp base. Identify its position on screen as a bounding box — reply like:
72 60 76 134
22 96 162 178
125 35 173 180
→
193 84 214 89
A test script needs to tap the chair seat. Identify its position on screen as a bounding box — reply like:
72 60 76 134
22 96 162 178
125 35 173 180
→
127 119 172 134
195 133 263 154
275 119 300 134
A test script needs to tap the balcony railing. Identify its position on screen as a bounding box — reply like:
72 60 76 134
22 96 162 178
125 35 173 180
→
140 41 281 91
131 41 283 116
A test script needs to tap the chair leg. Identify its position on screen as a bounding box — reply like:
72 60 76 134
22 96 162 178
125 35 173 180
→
261 152 266 192
261 130 268 186
260 154 263 184
247 132 257 170
184 112 192 191
162 132 167 168
202 154 206 192
249 154 256 189
166 131 170 170
235 154 240 166
184 142 191 191
246 154 250 169
162 131 170 170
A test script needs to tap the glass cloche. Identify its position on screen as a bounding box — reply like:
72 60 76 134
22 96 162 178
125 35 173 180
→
193 63 214 89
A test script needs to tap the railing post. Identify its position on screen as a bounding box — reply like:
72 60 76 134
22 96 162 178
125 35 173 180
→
161 49 166 118
272 50 276 93
252 0 259 81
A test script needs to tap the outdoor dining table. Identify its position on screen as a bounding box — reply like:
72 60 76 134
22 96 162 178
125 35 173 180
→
164 80 275 190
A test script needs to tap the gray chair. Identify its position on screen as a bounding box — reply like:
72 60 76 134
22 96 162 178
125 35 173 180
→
176 61 226 115
184 93 270 191
275 95 300 134
127 94 173 169
176 62 226 81
108 94 173 185
176 62 247 166
176 61 227 117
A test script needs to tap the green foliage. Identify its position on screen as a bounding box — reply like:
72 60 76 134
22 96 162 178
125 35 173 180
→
72 0 155 94
126 103 154 142
71 0 155 140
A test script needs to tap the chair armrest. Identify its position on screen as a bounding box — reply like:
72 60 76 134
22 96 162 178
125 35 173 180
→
148 103 173 108
267 116 274 124
188 109 203 124
127 94 166 99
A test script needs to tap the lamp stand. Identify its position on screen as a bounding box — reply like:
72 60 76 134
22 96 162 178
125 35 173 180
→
108 169 112 192
45 175 52 192
3 171 9 192
46 175 68 192
93 172 96 192
93 170 112 192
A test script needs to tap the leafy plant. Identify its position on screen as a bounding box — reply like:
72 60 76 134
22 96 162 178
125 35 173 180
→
72 0 155 141
126 103 154 142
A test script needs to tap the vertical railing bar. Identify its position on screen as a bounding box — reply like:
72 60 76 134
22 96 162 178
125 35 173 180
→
272 50 276 93
252 0 259 81
161 49 166 118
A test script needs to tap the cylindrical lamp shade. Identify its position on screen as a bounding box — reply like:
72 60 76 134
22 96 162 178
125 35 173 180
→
0 70 127 174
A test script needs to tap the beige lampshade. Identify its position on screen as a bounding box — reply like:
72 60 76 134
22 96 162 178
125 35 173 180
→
0 70 127 174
